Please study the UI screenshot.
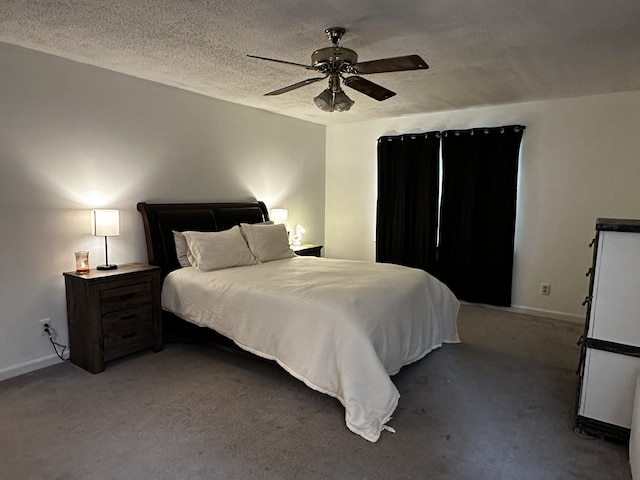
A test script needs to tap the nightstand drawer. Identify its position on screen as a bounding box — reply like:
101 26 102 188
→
103 304 154 359
100 282 152 313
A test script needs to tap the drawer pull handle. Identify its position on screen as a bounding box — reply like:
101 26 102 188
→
120 314 137 321
118 293 137 301
121 331 138 339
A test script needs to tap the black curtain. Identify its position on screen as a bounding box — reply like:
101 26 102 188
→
437 125 525 306
376 132 440 272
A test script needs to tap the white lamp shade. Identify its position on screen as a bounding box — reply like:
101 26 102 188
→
270 208 288 225
91 209 120 236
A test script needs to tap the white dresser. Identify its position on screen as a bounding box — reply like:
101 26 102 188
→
577 218 640 441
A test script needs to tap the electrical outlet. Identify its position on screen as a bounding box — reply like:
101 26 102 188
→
540 283 551 296
39 318 52 336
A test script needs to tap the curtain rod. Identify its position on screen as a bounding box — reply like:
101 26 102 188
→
378 125 526 143
443 125 526 136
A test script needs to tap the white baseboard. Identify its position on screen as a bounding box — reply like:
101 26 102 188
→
1 304 584 382
462 301 585 324
0 354 64 382
509 304 584 324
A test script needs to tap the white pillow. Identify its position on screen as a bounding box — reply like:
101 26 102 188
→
172 231 191 268
240 223 296 263
173 224 270 268
182 227 257 271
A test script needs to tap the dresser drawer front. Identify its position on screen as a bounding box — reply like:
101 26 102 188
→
100 282 152 313
103 304 154 358
579 348 640 429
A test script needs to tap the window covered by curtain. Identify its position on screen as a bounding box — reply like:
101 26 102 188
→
376 132 441 273
437 125 525 306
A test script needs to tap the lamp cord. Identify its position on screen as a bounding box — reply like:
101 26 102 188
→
48 336 68 361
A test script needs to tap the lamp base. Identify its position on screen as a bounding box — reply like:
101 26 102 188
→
97 264 118 270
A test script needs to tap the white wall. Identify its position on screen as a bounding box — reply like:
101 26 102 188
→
0 43 325 380
4 39 640 380
325 91 640 321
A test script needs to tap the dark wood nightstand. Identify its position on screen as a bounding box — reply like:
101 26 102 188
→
63 263 163 373
291 244 323 257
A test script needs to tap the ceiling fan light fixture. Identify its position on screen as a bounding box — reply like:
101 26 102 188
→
333 90 354 112
313 88 333 112
314 83 354 113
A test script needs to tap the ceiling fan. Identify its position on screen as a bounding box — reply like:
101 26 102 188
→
248 27 429 112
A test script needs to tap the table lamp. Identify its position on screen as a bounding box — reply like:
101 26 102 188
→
91 209 119 270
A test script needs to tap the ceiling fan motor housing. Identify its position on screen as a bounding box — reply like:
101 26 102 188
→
311 47 357 73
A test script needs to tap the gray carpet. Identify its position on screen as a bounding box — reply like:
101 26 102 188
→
0 305 630 480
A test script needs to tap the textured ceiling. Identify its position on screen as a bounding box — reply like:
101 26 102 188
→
1 0 640 125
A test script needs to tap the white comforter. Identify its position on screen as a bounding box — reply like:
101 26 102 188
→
161 256 460 442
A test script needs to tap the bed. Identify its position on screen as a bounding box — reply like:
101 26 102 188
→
137 201 460 442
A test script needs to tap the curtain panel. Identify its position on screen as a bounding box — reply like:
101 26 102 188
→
375 125 525 307
437 125 525 306
376 132 441 273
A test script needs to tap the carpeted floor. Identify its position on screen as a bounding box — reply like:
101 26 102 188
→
0 304 631 479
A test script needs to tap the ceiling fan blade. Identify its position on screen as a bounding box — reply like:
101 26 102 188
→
264 77 327 96
354 55 429 74
247 54 315 70
342 76 396 101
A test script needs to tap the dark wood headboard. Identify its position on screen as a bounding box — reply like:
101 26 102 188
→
137 201 269 278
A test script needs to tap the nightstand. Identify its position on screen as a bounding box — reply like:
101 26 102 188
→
291 244 323 257
63 263 163 373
